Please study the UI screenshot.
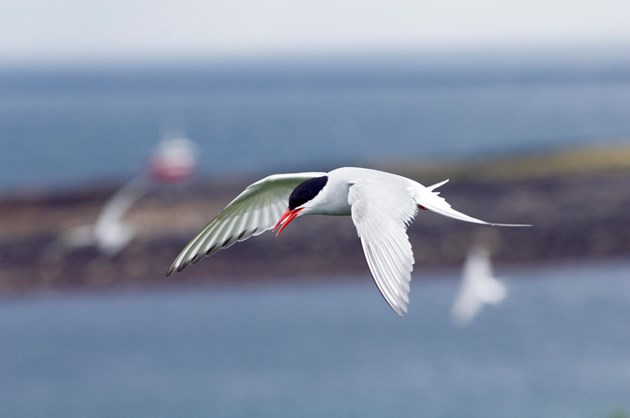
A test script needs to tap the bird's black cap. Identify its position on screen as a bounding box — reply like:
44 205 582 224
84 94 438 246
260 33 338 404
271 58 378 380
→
288 176 328 210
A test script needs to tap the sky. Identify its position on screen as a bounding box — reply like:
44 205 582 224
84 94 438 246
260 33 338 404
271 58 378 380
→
1 0 630 64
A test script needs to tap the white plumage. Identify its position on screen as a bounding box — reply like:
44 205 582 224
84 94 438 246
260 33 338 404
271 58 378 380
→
168 167 529 316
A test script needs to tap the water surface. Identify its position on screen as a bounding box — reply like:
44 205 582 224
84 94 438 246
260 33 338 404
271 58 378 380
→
2 57 630 191
1 261 629 417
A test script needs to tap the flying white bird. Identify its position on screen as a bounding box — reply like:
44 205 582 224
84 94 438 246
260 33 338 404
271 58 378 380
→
167 167 529 316
451 245 507 325
47 176 150 257
48 137 197 257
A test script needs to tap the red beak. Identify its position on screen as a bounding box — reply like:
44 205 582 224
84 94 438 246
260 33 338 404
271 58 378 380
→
273 208 303 236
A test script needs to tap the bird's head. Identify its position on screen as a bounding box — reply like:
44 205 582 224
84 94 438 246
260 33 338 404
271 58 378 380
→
273 176 328 235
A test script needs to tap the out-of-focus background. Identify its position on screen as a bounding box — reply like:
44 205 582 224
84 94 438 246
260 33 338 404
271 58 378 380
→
1 1 630 417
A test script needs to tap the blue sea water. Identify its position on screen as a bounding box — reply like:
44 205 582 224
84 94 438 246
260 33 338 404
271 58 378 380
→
0 261 629 418
2 55 630 192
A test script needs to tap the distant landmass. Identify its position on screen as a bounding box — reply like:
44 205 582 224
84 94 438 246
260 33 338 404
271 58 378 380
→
2 144 629 296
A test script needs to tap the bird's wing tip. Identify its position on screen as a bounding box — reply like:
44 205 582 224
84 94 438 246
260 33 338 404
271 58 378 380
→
166 261 185 277
393 304 408 317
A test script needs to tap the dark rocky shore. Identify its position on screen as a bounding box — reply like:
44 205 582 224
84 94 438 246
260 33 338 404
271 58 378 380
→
2 145 630 295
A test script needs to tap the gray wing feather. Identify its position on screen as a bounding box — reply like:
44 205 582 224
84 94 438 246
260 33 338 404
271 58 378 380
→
167 172 325 276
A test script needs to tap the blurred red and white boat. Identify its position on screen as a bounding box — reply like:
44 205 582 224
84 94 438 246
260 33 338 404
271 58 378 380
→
148 136 197 184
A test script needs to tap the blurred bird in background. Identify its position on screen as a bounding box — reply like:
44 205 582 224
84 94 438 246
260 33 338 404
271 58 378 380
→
47 134 197 258
451 244 507 326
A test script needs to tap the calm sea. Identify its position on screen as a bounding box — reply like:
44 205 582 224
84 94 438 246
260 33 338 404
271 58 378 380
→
0 261 629 418
2 55 630 192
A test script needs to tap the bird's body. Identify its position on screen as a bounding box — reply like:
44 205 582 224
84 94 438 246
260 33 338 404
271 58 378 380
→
168 167 529 316
291 167 413 216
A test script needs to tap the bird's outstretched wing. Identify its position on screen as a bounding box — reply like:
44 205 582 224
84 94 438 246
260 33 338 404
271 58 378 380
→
167 172 325 276
348 179 418 316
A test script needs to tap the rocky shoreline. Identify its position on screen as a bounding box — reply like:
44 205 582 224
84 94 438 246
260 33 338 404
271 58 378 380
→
2 146 630 295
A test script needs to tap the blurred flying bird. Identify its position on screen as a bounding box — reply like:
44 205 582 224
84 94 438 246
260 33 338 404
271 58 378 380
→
47 175 149 257
48 136 197 257
168 167 529 316
451 245 507 326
